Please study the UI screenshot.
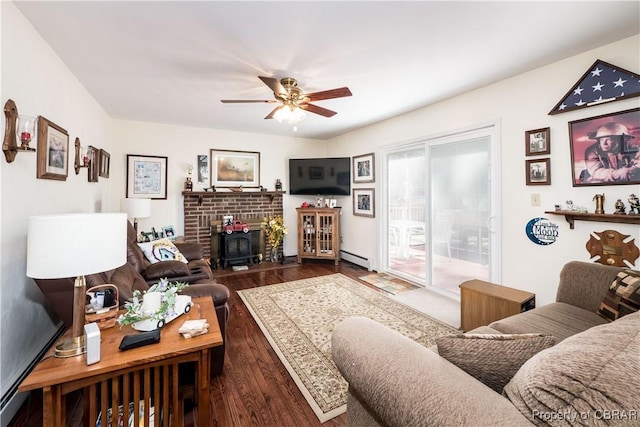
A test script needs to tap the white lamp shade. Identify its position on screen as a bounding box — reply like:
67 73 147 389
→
26 213 127 279
120 198 151 220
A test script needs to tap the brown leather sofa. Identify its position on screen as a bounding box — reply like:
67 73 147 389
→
126 221 214 284
33 232 230 376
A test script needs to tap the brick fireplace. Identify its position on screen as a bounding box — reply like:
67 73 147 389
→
182 191 284 265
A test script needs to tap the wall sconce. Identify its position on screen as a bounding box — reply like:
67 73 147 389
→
74 138 92 174
3 99 36 163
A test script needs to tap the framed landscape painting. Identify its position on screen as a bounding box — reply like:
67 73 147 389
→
210 149 260 188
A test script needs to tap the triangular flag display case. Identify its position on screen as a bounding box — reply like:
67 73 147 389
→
549 60 640 115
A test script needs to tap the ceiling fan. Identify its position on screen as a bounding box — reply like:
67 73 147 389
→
221 76 352 121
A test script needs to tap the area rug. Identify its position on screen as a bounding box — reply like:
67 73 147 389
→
358 272 421 294
237 273 458 422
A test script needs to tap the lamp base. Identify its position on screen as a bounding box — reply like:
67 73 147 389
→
54 335 86 358
55 328 87 357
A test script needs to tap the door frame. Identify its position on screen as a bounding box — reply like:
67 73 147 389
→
378 120 502 287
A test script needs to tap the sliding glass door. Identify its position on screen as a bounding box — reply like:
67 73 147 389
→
387 148 427 279
384 126 499 295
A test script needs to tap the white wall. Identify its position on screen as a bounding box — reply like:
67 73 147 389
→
0 3 113 423
110 120 327 255
328 35 640 306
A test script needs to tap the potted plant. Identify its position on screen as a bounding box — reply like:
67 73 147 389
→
264 215 288 263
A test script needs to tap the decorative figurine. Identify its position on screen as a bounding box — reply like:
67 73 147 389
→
614 199 626 215
184 166 194 191
629 194 640 215
275 179 283 191
593 193 605 214
565 200 575 211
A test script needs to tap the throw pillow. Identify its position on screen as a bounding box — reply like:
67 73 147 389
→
504 311 640 426
597 269 640 321
137 238 188 264
435 333 556 393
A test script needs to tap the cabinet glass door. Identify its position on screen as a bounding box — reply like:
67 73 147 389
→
318 214 334 256
301 214 316 254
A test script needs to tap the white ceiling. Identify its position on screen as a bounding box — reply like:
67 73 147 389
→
14 1 640 140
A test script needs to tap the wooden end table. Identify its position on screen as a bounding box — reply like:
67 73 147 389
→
19 296 223 427
459 279 535 332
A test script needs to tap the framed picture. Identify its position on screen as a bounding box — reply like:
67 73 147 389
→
569 108 640 187
222 215 233 226
526 158 551 185
162 225 176 240
36 116 69 181
210 149 260 188
315 196 323 207
353 188 375 217
525 127 550 156
353 152 375 183
88 145 99 182
309 166 324 180
197 154 209 186
126 154 168 199
99 149 110 178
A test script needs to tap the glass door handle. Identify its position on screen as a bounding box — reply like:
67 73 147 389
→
487 215 496 234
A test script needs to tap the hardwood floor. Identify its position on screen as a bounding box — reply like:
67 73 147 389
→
8 259 370 427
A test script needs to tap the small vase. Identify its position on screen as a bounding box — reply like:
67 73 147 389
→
270 248 279 263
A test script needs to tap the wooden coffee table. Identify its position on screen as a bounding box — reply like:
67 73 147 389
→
19 296 223 427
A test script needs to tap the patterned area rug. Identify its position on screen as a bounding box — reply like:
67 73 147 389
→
237 273 458 422
358 272 421 294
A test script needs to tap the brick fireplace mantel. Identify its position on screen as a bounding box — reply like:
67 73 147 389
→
182 191 284 259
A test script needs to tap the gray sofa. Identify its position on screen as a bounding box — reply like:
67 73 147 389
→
332 261 640 426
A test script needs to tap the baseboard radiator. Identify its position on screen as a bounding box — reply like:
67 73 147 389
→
340 250 371 271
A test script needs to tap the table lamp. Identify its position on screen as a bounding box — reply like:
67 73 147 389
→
26 213 127 357
120 198 151 232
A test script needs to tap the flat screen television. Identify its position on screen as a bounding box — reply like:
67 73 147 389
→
288 157 351 196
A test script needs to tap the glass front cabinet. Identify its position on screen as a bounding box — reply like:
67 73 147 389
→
296 207 341 265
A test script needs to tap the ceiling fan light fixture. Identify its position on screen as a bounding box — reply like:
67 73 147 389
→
273 105 306 124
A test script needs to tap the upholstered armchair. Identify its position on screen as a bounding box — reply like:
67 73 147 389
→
126 221 213 284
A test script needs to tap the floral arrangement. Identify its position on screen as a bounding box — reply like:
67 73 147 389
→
264 215 288 248
117 278 188 326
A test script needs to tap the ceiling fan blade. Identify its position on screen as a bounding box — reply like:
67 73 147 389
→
265 105 282 120
220 100 276 103
302 103 337 117
305 87 352 101
259 76 287 96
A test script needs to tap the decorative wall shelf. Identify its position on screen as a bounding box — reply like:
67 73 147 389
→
545 210 640 230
